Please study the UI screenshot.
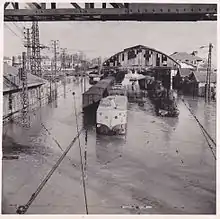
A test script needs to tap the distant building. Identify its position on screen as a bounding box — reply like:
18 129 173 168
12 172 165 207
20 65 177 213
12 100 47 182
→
3 56 12 66
173 67 216 97
3 63 50 121
170 52 205 68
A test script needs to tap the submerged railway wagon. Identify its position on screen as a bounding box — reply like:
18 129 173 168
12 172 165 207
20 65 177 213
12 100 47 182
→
82 76 115 111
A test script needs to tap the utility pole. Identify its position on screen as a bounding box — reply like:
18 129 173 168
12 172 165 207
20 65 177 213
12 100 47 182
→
49 59 53 102
24 27 31 73
31 21 47 77
51 40 59 100
205 43 213 101
21 52 30 128
61 48 67 98
31 21 36 76
35 21 41 77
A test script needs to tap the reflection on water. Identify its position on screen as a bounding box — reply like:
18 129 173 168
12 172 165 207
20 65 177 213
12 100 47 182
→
160 117 179 143
95 134 126 165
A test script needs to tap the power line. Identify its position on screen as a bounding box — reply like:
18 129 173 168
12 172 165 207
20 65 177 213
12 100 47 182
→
11 22 24 35
73 93 88 214
4 23 23 41
181 98 216 160
16 127 84 214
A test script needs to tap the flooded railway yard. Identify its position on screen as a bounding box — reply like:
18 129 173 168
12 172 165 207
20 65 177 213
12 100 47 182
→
2 79 216 214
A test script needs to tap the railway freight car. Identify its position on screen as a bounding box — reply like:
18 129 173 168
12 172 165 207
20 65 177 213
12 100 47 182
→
82 76 115 111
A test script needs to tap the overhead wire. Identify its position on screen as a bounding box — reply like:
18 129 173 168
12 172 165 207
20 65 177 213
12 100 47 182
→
4 23 23 41
73 93 89 214
181 98 216 160
16 126 84 214
11 22 24 35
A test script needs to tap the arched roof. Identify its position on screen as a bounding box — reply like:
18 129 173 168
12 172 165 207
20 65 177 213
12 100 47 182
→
103 44 181 68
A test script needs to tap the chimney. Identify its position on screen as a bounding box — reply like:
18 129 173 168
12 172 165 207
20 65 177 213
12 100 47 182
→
12 56 15 67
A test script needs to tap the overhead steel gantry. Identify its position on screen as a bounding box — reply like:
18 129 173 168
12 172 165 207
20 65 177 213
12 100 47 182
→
4 2 217 22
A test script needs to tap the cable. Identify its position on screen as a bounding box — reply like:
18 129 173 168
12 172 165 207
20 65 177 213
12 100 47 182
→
40 122 77 167
11 22 24 35
73 93 88 214
4 23 23 41
182 98 216 145
16 127 84 214
200 124 216 160
181 98 216 159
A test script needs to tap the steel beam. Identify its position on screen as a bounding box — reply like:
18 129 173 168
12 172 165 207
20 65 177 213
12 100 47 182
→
41 3 46 9
71 3 81 9
4 2 10 9
110 3 125 8
51 3 56 9
12 3 19 9
4 3 217 22
26 3 41 9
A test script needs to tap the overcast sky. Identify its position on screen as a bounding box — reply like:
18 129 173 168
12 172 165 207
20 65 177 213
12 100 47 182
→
4 20 217 66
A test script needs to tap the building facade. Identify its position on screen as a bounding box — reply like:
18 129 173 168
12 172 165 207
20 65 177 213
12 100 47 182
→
3 63 50 121
103 45 180 70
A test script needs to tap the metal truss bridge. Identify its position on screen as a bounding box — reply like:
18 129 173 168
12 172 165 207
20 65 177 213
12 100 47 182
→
4 2 217 22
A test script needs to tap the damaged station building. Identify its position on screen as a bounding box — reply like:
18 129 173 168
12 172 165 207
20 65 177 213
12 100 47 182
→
101 45 216 99
102 45 181 91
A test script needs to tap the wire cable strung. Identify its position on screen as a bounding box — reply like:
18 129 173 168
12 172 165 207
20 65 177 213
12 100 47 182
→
181 98 216 160
16 127 84 214
182 98 216 146
11 22 24 35
4 23 23 41
73 93 88 214
40 122 77 167
200 124 216 160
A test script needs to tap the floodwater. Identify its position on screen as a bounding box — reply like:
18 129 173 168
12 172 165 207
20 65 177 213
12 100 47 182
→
2 78 216 214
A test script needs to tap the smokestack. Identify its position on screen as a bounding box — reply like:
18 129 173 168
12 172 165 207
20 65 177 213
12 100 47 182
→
12 56 15 66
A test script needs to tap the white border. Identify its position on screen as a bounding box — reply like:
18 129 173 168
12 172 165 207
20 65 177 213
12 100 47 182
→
0 0 219 218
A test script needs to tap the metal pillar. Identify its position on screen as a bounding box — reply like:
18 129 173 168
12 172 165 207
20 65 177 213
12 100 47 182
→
24 28 31 73
61 48 67 98
8 93 13 121
35 22 41 77
31 21 42 77
31 22 36 75
51 40 59 99
205 43 213 101
21 52 30 127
